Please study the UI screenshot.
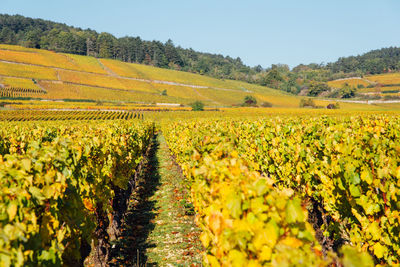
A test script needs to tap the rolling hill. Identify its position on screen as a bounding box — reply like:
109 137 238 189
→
0 44 301 107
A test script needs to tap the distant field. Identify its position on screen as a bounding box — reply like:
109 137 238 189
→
0 44 306 107
100 58 243 89
0 77 42 90
327 78 371 88
328 74 400 100
1 44 399 110
358 86 400 93
366 73 400 85
0 61 58 80
38 81 194 103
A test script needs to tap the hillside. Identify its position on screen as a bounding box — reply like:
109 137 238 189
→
327 47 400 74
1 14 399 99
0 14 261 82
0 44 299 107
326 73 400 100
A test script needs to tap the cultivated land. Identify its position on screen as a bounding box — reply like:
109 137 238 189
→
0 44 300 107
327 73 400 100
2 42 400 267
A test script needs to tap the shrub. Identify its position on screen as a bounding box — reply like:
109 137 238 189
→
260 101 273 107
299 98 316 108
242 95 257 106
191 101 204 111
327 102 340 109
307 82 330 96
340 85 356 98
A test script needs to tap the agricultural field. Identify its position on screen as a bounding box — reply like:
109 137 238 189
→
99 58 243 89
162 113 400 266
366 73 400 85
0 77 42 91
0 110 141 121
38 81 187 103
327 78 371 88
0 44 301 107
1 108 400 266
2 44 400 109
0 61 58 80
327 74 400 100
2 42 400 267
0 118 154 266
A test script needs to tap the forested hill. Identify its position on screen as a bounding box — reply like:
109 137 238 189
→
326 47 400 74
0 14 261 81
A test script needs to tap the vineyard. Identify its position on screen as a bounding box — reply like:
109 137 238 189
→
327 73 400 99
0 44 304 107
0 110 143 121
1 4 400 266
162 114 400 266
1 44 400 266
0 87 46 98
1 108 400 266
0 119 154 266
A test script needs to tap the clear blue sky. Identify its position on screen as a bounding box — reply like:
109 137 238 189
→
1 0 399 68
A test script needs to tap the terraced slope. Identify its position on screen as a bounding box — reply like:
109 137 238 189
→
328 73 400 99
0 44 298 107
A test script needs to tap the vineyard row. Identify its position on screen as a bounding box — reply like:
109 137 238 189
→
162 116 400 266
0 110 144 121
0 120 154 266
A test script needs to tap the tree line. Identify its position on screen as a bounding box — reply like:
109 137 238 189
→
0 14 262 80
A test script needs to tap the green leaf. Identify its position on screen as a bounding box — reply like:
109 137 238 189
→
349 172 360 185
286 198 305 224
298 230 314 242
349 184 361 198
254 178 268 196
29 187 45 203
340 245 374 267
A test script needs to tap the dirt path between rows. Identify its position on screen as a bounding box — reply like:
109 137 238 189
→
108 133 203 266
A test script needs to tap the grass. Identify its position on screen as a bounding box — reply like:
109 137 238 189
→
109 134 202 266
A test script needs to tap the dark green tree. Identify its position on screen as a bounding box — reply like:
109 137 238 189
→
307 82 330 96
97 32 116 58
190 101 204 111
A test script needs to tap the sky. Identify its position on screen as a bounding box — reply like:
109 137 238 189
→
1 0 400 68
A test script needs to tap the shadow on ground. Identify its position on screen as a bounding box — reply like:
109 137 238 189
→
109 134 161 267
